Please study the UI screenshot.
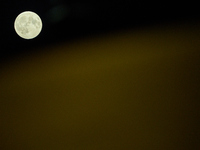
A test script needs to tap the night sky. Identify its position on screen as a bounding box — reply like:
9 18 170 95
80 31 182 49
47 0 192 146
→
1 0 199 61
0 1 200 150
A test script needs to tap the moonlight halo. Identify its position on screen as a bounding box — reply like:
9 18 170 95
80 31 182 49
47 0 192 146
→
14 11 42 39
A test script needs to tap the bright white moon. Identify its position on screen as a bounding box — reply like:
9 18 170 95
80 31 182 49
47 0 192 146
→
14 11 42 39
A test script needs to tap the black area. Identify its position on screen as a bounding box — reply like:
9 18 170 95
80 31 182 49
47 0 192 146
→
0 0 199 62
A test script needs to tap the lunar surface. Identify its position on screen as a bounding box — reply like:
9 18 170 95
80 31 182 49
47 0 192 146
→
14 11 42 39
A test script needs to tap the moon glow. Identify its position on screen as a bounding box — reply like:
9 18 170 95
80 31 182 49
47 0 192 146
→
14 11 42 39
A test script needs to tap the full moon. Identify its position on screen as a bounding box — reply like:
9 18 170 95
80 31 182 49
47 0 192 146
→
14 11 42 39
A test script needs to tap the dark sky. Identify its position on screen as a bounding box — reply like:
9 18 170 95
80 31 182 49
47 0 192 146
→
0 1 200 149
1 0 199 61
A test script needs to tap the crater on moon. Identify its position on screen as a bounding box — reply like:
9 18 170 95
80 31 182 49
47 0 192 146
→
14 11 42 39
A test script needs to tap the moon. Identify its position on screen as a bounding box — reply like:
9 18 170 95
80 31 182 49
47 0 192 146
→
14 11 42 39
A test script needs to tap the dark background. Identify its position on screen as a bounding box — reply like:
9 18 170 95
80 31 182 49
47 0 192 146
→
1 0 199 61
1 1 200 150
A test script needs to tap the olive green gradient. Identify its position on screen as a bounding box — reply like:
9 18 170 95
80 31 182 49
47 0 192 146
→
0 23 200 150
